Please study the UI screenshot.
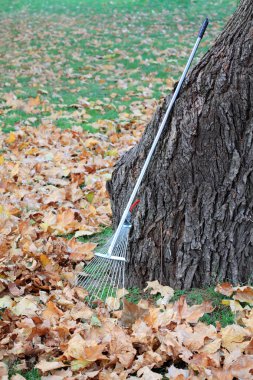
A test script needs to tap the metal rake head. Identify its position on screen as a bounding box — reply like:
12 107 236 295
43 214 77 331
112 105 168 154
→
76 223 131 305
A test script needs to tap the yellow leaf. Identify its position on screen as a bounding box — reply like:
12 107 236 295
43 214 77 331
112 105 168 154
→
71 359 90 371
0 156 4 165
106 149 118 157
25 147 39 155
86 192 95 203
39 254 52 268
6 132 16 144
0 295 13 308
11 163 19 176
222 299 243 312
40 222 49 232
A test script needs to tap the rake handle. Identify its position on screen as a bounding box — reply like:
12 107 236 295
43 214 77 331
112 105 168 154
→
108 19 209 255
198 17 209 39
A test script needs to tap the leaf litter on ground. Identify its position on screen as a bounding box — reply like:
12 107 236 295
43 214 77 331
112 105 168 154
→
0 0 251 378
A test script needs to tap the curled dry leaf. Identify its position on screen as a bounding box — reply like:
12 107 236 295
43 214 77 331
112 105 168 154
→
109 325 136 368
233 286 253 305
68 239 96 262
63 333 86 360
0 362 8 379
144 280 174 304
215 282 234 297
137 366 163 379
105 296 121 311
121 299 150 327
116 288 129 299
12 296 39 317
221 324 251 352
42 301 64 321
11 375 26 380
167 364 189 380
35 360 67 373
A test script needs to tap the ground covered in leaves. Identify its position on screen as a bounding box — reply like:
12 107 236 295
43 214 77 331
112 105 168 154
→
1 0 252 379
0 126 253 380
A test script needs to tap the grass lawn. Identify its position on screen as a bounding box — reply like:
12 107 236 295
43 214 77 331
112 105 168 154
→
0 0 237 133
0 1 240 378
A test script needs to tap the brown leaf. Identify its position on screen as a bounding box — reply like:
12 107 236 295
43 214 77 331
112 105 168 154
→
121 299 150 327
167 365 189 380
63 333 86 360
137 366 162 379
144 280 174 304
233 286 253 305
229 355 253 379
109 325 136 368
215 282 234 296
8 283 24 296
245 338 253 354
183 301 214 324
221 324 251 352
68 239 96 262
35 360 66 373
42 301 64 321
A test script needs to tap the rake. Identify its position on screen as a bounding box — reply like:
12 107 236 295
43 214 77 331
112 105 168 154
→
76 18 209 305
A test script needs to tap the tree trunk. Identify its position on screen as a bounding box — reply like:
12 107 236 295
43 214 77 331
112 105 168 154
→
107 0 253 289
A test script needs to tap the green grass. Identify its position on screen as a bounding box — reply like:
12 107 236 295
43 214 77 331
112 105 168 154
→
125 286 235 327
171 287 235 327
8 364 41 380
0 0 237 131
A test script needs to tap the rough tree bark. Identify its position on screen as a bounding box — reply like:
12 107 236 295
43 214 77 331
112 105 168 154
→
107 0 253 289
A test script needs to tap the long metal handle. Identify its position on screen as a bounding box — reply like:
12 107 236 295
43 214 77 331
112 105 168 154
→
108 22 208 255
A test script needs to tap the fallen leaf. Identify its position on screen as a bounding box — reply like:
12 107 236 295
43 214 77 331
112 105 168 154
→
233 286 253 305
137 366 162 379
42 301 64 321
35 360 66 373
167 364 189 380
12 296 39 316
121 299 150 327
215 282 234 297
144 280 174 304
221 324 251 352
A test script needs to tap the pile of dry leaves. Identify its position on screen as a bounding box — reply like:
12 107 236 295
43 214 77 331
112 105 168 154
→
0 126 253 379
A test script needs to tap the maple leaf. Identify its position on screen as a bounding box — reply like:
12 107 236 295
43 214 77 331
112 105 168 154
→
221 324 251 352
121 299 150 327
137 366 163 379
233 286 253 305
109 325 136 368
144 280 174 305
167 365 189 380
12 296 39 317
42 301 64 321
215 282 234 296
172 296 214 324
35 359 66 373
63 333 86 360
68 239 96 262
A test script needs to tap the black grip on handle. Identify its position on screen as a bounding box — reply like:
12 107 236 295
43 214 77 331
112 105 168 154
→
198 17 209 39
